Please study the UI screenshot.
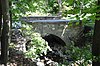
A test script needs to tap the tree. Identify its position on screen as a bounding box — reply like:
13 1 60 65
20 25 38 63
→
0 0 2 37
1 0 10 65
57 0 62 16
92 0 100 66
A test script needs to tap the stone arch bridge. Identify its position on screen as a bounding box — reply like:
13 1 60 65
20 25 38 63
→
21 16 81 45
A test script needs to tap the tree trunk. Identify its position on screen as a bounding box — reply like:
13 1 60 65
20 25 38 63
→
9 0 12 43
0 1 2 63
92 0 100 66
0 0 2 39
1 0 10 65
57 0 62 16
93 21 100 66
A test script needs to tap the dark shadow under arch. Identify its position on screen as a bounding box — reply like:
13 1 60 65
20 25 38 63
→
42 34 66 46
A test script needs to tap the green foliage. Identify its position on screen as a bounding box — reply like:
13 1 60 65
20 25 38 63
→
24 32 49 58
47 0 59 14
62 0 97 25
11 0 48 20
59 44 92 66
93 55 100 62
21 23 50 59
70 45 92 61
10 0 97 24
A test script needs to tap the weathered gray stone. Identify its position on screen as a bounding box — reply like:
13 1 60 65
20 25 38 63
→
21 16 81 46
